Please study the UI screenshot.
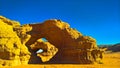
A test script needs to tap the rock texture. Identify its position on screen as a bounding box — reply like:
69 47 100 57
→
0 16 106 66
30 39 58 62
26 19 106 64
0 16 31 66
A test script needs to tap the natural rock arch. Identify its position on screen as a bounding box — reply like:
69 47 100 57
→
26 19 104 64
0 16 106 66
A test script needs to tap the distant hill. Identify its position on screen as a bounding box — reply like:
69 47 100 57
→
98 43 120 52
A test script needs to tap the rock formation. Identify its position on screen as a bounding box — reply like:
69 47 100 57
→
27 19 106 64
30 39 58 62
0 16 106 66
0 16 31 66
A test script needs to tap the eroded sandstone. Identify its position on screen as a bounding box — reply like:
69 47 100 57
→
30 39 58 62
0 16 31 66
0 16 106 66
27 19 106 64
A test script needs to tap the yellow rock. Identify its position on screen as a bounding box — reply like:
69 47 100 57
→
26 19 105 64
30 39 58 62
0 16 106 65
0 16 31 66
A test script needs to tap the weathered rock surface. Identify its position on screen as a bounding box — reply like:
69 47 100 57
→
0 16 31 66
30 39 58 62
0 16 106 65
27 19 106 64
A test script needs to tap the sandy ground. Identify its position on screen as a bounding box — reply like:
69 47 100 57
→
1 52 120 68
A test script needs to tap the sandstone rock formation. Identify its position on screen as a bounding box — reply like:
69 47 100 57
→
30 39 58 62
0 16 106 66
0 16 31 66
26 19 106 64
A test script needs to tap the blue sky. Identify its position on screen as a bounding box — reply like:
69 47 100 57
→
0 0 119 45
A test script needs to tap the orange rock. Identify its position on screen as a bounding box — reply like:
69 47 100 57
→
26 19 104 64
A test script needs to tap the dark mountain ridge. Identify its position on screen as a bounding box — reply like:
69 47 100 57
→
98 43 120 52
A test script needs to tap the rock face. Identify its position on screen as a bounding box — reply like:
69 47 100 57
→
27 19 106 64
0 16 31 66
0 16 106 65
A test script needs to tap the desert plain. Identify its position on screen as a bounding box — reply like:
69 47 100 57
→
1 52 120 68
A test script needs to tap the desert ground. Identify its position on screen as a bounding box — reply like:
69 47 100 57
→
1 52 120 68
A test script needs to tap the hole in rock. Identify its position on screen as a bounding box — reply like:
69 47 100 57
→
36 49 44 53
41 38 48 42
